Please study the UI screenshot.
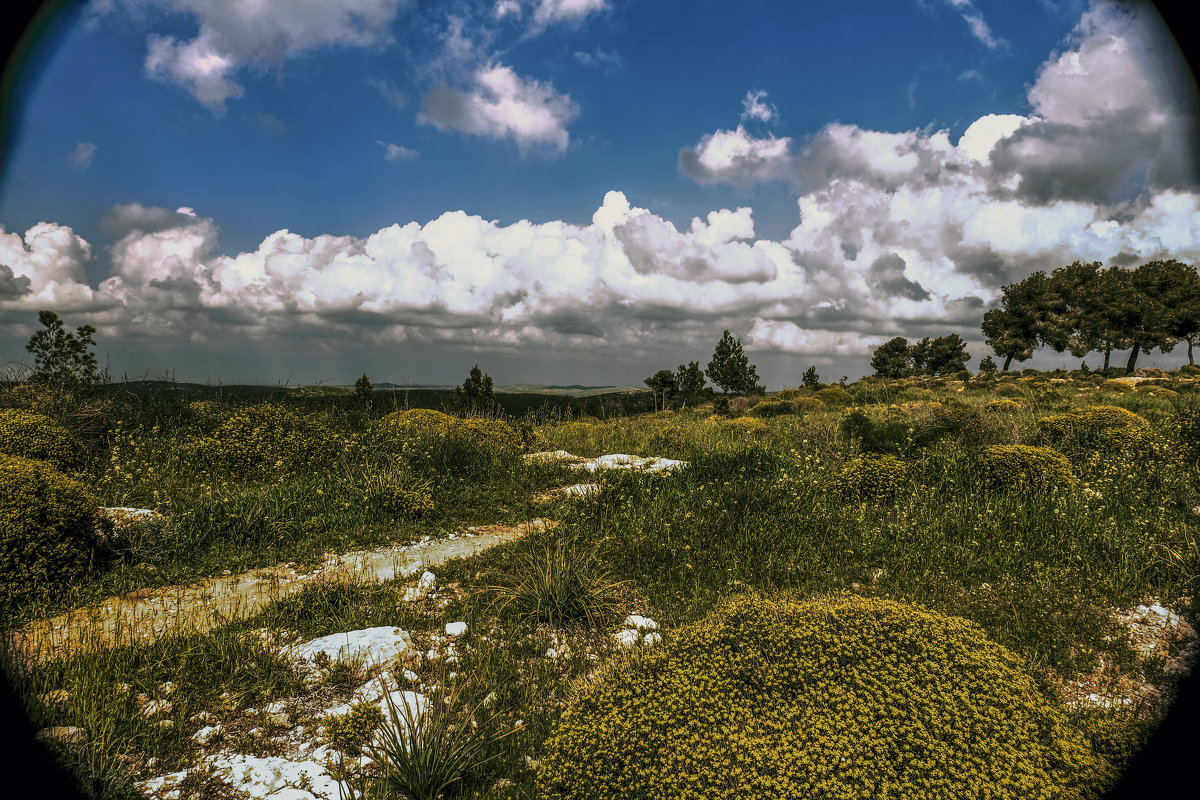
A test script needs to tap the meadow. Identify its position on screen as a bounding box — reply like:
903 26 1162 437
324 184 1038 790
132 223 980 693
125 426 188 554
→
2 367 1199 799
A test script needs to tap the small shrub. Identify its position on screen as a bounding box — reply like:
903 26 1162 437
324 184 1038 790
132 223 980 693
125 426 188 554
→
181 403 344 479
980 445 1075 492
814 386 854 407
367 676 513 800
0 454 99 611
1102 380 1134 393
1175 406 1200 465
985 398 1025 412
0 408 88 471
539 593 1108 800
1037 405 1151 455
362 478 436 518
748 399 795 418
326 702 385 756
830 453 907 501
993 382 1025 397
382 409 455 429
718 417 771 439
491 539 625 627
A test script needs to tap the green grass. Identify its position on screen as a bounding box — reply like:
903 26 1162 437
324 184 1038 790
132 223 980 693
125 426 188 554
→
2 371 1199 797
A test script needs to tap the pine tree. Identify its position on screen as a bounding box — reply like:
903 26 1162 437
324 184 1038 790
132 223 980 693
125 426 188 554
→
354 373 374 410
675 361 707 407
802 365 820 389
452 364 497 416
705 330 762 395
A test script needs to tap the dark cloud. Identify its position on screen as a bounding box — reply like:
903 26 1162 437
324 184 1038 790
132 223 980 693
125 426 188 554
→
868 253 931 301
0 265 32 299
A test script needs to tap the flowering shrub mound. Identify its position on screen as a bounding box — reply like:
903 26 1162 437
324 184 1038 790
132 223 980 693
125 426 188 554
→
181 403 344 479
1037 405 1151 455
0 454 99 610
381 408 455 429
814 386 854 407
986 398 1025 412
830 453 907 501
539 594 1107 800
0 408 88 471
980 445 1075 492
750 397 825 417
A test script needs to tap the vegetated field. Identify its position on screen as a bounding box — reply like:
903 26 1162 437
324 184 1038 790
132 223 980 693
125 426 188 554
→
3 368 1199 799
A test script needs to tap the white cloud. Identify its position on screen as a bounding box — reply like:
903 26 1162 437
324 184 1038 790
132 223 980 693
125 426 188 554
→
0 222 97 310
957 114 1027 163
678 125 793 186
69 142 97 170
531 0 607 30
741 90 778 124
130 0 404 112
379 142 419 162
940 0 1007 49
420 64 579 154
494 1 522 20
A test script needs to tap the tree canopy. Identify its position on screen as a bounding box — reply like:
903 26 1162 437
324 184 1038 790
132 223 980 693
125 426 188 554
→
24 310 102 388
705 330 763 395
451 364 497 416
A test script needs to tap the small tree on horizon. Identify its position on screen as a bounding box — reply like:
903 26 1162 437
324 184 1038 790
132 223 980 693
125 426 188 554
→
24 310 103 388
675 361 707 407
705 330 763 395
452 364 497 416
870 337 913 379
644 369 679 412
354 373 374 410
802 365 820 389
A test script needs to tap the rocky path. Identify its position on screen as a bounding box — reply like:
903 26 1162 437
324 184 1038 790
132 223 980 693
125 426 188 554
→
10 519 557 663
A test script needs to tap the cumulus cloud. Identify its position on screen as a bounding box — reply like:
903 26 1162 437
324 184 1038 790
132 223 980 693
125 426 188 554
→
130 0 403 112
678 125 793 186
420 64 579 153
69 142 97 170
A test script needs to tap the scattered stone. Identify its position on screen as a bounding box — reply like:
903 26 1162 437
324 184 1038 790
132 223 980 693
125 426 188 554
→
525 451 687 473
288 627 414 672
445 621 468 637
401 571 437 602
192 725 221 746
615 615 662 648
99 507 164 529
35 726 86 747
624 615 657 631
140 698 173 717
139 752 340 800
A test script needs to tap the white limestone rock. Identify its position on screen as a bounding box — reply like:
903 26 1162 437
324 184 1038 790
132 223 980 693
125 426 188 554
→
402 571 437 602
288 627 413 671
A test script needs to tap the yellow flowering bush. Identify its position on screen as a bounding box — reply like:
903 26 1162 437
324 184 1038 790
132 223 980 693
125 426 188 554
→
814 386 854 407
1037 405 1151 455
750 397 825 417
539 594 1107 800
0 408 88 471
993 382 1025 397
980 445 1075 492
326 701 384 756
1101 380 1134 393
361 477 436 518
181 403 345 479
381 408 455 430
985 398 1025 412
718 417 771 438
0 454 99 610
830 453 907 501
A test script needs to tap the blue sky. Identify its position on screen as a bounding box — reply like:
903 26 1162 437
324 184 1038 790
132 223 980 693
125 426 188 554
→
1 0 1197 387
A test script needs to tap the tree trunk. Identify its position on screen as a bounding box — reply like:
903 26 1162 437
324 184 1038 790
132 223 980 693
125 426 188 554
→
1189 339 1194 366
1125 345 1140 374
1103 344 1111 371
1002 354 1013 371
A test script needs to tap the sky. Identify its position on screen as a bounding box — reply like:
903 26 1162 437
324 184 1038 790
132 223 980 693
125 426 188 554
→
0 0 1197 388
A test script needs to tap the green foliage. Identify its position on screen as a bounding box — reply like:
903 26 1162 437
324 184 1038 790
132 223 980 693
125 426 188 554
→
643 369 678 412
181 403 345 480
705 330 763 395
830 453 908 501
490 539 624 627
24 310 103 388
0 408 88 471
360 475 436 518
326 701 385 756
801 365 820 389
539 593 1108 800
1037 405 1151 455
1175 405 1200 465
365 678 512 800
354 374 373 410
0 454 99 611
870 337 913 378
813 386 853 407
979 355 998 374
451 365 497 416
981 272 1066 370
980 445 1075 493
675 361 707 407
